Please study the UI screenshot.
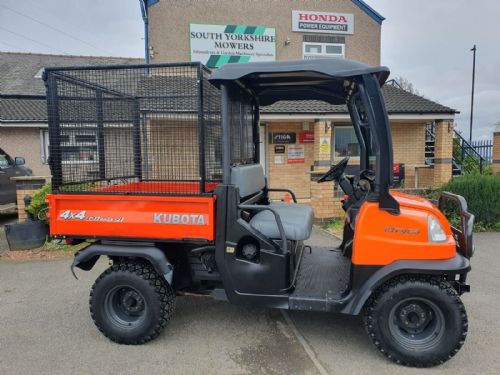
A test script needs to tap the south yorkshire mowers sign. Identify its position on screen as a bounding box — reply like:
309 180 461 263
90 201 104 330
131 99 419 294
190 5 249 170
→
190 24 276 68
292 10 354 34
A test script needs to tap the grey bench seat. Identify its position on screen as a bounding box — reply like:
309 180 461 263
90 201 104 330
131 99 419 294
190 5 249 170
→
250 202 313 241
231 163 314 241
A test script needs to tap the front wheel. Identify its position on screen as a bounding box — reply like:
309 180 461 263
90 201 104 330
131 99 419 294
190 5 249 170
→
90 261 175 344
364 276 468 367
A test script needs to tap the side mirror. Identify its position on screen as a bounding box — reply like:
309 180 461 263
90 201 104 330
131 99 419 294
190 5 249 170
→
14 157 25 166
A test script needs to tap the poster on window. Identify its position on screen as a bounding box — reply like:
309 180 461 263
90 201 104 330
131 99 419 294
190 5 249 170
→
288 145 305 163
190 24 276 68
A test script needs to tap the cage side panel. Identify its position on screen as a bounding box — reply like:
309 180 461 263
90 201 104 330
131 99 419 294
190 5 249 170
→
48 193 215 241
202 71 223 183
228 84 256 165
46 64 212 195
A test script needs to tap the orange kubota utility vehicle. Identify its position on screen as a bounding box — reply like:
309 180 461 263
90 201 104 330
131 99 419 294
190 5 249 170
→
44 59 474 367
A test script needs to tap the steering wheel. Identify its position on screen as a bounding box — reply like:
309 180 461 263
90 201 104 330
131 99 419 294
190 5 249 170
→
318 156 350 183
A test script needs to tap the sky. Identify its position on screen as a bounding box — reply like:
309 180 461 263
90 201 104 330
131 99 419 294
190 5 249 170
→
0 0 498 139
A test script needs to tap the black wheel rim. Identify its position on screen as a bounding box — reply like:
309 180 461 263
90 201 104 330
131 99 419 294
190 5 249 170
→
104 285 147 329
388 297 445 351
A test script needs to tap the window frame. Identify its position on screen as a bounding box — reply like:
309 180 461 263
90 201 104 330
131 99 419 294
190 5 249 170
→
40 128 99 165
40 129 49 164
302 42 345 60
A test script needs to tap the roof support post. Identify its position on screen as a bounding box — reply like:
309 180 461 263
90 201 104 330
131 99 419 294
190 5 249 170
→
253 100 260 164
197 64 206 193
132 98 143 180
96 90 106 179
359 74 399 214
221 84 231 184
348 98 368 170
45 73 62 191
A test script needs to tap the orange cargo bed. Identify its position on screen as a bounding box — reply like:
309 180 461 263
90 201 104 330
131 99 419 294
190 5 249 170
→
47 181 217 241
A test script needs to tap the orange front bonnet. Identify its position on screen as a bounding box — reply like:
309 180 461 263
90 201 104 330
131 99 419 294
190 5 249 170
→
352 193 456 266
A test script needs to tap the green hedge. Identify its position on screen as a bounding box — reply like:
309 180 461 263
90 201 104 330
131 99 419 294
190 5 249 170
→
439 174 500 229
26 183 51 221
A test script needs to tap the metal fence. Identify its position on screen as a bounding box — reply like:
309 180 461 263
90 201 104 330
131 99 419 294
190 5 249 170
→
470 139 493 163
45 63 226 196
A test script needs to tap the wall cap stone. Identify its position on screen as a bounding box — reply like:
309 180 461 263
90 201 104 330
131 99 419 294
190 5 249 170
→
11 176 49 181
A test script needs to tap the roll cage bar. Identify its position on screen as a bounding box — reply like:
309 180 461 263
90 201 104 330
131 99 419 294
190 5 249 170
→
209 59 400 214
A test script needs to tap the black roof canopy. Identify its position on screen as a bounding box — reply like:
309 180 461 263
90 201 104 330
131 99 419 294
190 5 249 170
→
209 59 390 106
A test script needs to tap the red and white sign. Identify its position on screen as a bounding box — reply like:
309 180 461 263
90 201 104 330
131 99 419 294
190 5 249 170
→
299 131 314 143
288 145 305 163
292 10 354 35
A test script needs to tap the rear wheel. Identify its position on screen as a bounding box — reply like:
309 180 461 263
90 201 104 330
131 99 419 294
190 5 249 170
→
364 276 467 367
90 261 175 344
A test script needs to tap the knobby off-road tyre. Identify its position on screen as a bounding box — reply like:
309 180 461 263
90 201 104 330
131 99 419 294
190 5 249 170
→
89 261 175 344
364 276 468 367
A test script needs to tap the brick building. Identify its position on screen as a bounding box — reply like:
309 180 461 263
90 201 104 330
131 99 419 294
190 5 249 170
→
145 0 457 219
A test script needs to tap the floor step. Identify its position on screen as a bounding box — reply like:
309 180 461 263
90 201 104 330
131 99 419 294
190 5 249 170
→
289 247 350 312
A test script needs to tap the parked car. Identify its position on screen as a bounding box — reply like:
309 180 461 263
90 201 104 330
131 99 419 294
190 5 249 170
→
0 148 32 206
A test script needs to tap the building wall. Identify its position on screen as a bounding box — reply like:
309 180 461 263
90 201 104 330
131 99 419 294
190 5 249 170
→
493 125 500 174
147 119 200 180
265 120 447 220
391 122 426 188
267 122 314 200
329 121 431 188
149 0 381 66
0 127 50 176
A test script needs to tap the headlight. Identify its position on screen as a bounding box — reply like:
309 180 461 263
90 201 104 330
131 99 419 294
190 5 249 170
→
428 215 447 243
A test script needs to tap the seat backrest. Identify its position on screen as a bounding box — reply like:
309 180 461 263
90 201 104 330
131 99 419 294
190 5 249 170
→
230 164 266 198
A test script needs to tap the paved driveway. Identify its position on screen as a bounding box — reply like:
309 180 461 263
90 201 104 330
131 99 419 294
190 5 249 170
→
1 231 499 375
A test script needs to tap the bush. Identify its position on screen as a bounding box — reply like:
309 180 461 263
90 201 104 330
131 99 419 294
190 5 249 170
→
439 175 500 230
26 183 51 221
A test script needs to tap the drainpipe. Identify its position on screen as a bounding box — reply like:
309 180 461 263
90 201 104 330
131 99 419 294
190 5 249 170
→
139 0 149 64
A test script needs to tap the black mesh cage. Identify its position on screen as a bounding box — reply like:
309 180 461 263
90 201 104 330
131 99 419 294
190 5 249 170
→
227 85 256 165
44 63 223 196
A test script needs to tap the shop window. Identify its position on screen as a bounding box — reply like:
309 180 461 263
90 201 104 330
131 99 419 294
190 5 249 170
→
303 42 345 60
333 126 360 159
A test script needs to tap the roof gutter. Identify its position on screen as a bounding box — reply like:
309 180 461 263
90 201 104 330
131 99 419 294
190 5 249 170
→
0 121 48 127
351 0 385 24
261 113 456 121
0 94 46 99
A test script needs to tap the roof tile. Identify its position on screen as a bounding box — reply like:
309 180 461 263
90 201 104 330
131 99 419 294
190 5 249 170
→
0 52 456 122
262 85 456 114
